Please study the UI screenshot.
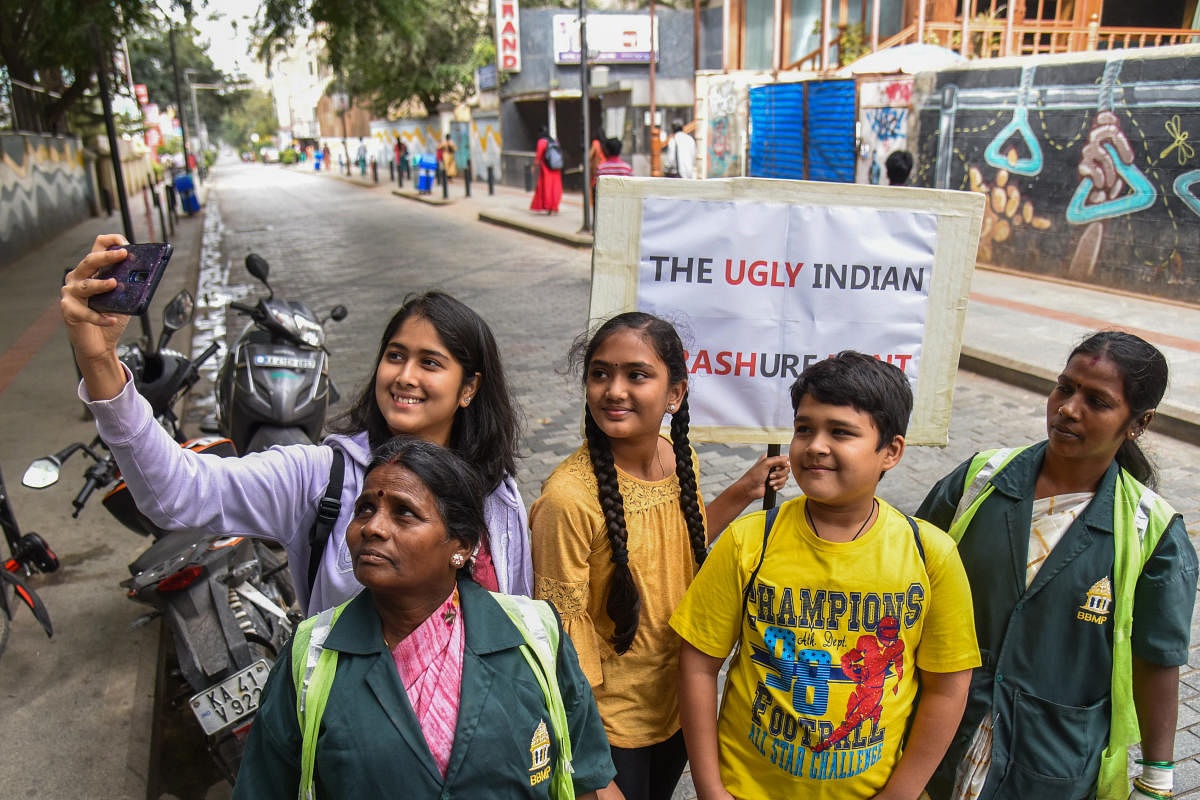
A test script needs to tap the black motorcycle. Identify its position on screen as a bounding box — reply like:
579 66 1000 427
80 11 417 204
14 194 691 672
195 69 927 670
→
24 289 297 780
216 254 347 453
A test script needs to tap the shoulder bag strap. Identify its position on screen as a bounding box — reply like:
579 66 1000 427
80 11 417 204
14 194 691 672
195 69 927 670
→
741 505 782 619
307 449 346 598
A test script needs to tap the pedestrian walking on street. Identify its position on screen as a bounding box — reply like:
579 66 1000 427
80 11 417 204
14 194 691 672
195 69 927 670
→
529 313 788 800
60 238 533 614
439 134 458 182
886 150 913 186
530 126 562 215
235 437 616 799
917 331 1198 800
593 138 633 212
662 120 695 179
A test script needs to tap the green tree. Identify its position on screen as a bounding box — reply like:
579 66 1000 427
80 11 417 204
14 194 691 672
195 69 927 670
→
256 0 485 117
0 1 184 133
217 88 279 152
128 24 240 146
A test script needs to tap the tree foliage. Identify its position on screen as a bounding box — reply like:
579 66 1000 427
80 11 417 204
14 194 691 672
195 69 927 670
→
0 0 184 133
217 88 279 151
256 0 485 117
127 24 240 145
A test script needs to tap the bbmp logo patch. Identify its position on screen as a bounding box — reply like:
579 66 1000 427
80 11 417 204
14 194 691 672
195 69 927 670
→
528 719 551 786
1077 576 1112 625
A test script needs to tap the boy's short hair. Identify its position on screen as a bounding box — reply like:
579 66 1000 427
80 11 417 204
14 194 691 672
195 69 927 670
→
605 137 623 157
789 351 912 449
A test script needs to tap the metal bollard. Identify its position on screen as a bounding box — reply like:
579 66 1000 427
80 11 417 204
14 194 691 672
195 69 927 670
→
524 165 532 192
389 162 394 181
372 159 379 183
487 165 495 195
464 161 471 197
441 167 449 200
151 186 170 243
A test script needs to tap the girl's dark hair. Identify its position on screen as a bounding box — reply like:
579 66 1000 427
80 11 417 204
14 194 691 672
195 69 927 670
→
329 291 521 493
365 436 486 556
571 312 706 654
1067 330 1168 487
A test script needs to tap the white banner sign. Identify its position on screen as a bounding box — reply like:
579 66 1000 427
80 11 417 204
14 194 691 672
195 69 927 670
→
553 14 659 64
589 178 985 445
639 198 937 432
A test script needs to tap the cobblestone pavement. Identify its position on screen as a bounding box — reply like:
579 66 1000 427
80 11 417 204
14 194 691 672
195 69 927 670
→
203 163 1200 797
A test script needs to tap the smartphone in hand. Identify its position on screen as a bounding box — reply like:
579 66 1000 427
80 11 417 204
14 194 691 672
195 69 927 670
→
88 243 174 316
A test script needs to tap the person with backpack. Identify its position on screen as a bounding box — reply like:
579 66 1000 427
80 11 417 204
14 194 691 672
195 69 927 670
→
60 238 532 614
917 331 1197 800
234 436 616 798
671 352 980 799
531 126 563 215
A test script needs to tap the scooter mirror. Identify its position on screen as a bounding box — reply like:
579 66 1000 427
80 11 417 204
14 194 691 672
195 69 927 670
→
245 254 270 285
23 458 61 489
162 290 195 332
329 305 348 322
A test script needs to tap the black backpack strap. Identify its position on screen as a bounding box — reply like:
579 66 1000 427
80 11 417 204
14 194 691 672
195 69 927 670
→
742 505 782 617
905 514 926 564
307 448 346 596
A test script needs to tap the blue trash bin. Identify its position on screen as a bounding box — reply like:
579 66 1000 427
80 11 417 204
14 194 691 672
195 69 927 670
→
174 174 200 214
416 155 438 194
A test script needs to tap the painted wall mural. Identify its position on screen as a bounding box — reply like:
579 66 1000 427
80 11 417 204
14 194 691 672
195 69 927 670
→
1 134 93 267
857 76 913 185
707 77 742 178
914 53 1200 303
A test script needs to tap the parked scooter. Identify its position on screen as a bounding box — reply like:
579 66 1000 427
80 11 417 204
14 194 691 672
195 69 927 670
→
216 254 347 453
23 290 297 780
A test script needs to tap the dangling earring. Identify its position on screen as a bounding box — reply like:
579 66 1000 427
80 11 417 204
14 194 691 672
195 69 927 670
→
450 553 465 568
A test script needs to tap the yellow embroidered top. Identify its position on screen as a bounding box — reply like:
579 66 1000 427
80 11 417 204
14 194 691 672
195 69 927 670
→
530 443 706 748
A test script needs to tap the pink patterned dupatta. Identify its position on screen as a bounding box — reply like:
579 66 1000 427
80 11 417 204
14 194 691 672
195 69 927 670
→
389 588 464 778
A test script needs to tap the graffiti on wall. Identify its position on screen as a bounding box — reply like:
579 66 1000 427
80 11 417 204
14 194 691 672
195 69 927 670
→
915 55 1200 302
1 135 92 265
470 117 502 178
369 119 443 159
707 77 741 178
857 77 913 185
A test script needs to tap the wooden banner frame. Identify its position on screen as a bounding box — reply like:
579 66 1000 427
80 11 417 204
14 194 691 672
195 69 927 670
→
588 176 985 447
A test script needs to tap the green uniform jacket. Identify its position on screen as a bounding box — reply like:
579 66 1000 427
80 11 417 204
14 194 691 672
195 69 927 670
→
234 579 616 799
916 441 1196 800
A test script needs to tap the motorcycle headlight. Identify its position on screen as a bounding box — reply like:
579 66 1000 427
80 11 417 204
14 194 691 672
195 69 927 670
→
293 315 325 348
269 307 300 339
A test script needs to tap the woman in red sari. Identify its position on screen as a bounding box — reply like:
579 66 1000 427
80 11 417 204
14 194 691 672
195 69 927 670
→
530 126 562 215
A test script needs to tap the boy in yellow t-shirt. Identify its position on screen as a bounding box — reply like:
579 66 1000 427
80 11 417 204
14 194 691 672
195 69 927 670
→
670 352 980 799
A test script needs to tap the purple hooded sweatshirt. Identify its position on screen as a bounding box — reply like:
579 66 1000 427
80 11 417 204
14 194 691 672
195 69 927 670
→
81 370 533 613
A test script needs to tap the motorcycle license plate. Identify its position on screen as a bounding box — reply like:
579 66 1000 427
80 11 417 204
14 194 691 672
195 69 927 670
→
253 354 316 369
189 659 270 736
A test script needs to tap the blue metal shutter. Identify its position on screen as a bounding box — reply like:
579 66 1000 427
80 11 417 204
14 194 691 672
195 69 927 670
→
806 79 856 182
749 83 805 179
748 79 855 182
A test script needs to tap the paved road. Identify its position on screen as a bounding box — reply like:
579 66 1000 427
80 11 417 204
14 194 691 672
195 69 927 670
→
2 161 1196 797
203 163 1200 797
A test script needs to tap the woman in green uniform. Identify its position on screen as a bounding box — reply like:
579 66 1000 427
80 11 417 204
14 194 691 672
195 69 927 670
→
235 437 615 798
918 331 1196 800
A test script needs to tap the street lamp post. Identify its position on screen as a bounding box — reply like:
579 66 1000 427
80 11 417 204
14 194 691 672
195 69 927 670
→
579 0 592 234
184 68 204 183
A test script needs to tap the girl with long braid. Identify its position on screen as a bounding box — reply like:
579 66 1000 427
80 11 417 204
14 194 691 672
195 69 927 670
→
530 312 788 800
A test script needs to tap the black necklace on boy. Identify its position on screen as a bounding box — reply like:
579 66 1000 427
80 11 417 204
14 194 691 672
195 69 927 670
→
805 498 877 542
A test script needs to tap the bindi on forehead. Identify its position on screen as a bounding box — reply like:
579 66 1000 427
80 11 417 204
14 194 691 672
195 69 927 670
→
377 490 384 497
